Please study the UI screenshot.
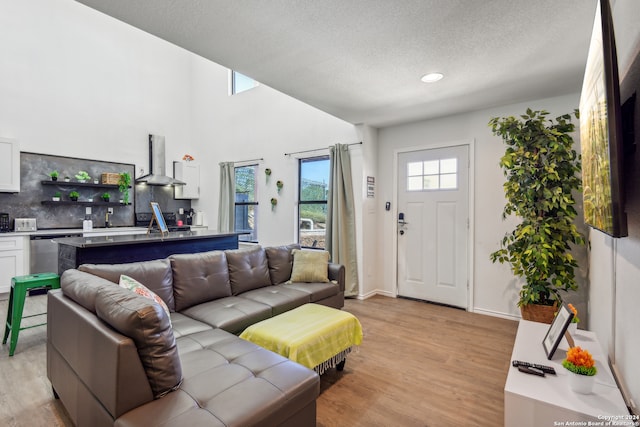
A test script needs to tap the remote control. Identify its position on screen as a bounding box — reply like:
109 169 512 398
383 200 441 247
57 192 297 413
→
518 365 545 377
512 360 556 375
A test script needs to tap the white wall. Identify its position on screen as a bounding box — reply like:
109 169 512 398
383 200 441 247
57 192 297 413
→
188 54 360 245
0 0 194 171
377 93 586 318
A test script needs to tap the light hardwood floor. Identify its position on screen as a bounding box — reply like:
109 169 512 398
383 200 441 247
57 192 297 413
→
0 294 517 427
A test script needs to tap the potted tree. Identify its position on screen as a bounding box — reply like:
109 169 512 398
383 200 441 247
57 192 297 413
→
489 109 585 323
69 191 80 202
49 170 59 181
102 192 111 202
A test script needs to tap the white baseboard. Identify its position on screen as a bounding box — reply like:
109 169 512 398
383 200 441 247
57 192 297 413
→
472 307 520 321
355 289 396 300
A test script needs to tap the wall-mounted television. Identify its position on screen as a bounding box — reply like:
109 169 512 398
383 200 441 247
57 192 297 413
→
579 0 628 237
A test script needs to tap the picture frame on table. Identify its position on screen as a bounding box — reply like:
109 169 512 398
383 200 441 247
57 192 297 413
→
149 201 169 237
542 303 575 359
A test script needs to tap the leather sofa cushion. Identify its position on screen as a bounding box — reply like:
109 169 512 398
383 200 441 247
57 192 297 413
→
117 328 319 427
95 284 182 399
225 246 272 295
79 259 175 312
284 282 339 302
170 251 232 312
60 269 117 313
181 296 272 335
239 286 310 316
265 243 300 284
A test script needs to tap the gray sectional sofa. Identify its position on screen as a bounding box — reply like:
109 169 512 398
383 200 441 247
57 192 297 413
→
47 244 345 426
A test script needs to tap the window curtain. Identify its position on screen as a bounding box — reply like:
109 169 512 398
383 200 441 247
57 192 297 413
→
326 144 359 297
218 162 235 232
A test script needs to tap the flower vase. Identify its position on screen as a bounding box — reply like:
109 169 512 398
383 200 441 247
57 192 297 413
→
567 322 578 336
569 372 595 394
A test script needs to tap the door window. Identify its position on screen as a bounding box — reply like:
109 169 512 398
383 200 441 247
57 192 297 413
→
407 158 458 191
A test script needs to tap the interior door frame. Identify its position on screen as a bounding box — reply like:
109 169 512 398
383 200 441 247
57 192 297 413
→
392 139 475 311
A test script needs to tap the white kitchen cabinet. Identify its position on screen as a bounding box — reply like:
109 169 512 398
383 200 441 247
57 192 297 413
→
0 137 20 192
173 161 200 199
0 235 28 294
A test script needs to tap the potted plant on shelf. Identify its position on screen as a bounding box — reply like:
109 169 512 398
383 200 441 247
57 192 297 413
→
49 170 59 181
562 346 597 394
52 191 61 201
102 192 110 202
64 176 71 182
489 109 585 323
75 171 91 183
69 191 80 202
118 172 131 204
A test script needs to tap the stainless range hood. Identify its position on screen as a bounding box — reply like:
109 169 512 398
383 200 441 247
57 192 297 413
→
135 134 185 186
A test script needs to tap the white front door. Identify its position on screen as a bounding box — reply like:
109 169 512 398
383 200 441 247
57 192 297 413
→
397 145 469 308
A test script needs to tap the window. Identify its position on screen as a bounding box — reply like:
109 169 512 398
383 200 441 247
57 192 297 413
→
298 156 330 249
407 158 458 191
231 70 258 95
235 165 258 241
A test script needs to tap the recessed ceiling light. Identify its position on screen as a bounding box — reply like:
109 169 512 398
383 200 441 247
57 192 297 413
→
421 73 444 83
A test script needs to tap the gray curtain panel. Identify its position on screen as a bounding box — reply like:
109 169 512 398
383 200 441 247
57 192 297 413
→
217 162 235 232
327 144 359 297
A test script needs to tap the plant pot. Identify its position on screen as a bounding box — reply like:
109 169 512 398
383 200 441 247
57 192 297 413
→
52 197 60 202
520 303 557 324
70 197 78 202
569 372 595 394
51 177 58 181
103 198 110 203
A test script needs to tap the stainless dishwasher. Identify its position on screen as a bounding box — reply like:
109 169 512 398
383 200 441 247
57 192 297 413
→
30 233 83 274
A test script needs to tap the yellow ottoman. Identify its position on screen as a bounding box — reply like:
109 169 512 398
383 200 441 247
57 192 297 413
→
240 303 363 374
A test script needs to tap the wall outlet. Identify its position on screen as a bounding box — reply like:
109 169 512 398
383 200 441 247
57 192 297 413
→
107 207 114 214
85 207 92 215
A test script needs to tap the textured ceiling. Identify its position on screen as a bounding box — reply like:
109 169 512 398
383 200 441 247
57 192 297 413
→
74 0 598 127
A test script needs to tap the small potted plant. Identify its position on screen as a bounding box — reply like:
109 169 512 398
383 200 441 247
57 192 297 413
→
75 170 91 183
49 170 59 181
562 346 597 394
102 192 110 202
69 191 80 202
64 176 71 182
52 191 61 201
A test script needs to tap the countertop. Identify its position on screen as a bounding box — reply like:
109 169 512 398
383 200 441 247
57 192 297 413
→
0 227 149 237
54 229 242 248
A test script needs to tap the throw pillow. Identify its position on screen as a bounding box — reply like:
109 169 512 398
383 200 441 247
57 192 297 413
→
290 249 330 283
119 274 171 321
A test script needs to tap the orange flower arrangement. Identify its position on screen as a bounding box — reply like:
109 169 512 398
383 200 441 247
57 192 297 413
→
567 303 580 323
562 346 597 376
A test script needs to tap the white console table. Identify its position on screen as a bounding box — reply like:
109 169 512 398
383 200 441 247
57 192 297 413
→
505 320 628 426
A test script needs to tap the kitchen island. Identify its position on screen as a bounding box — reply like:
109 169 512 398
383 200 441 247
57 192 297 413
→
55 229 243 274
